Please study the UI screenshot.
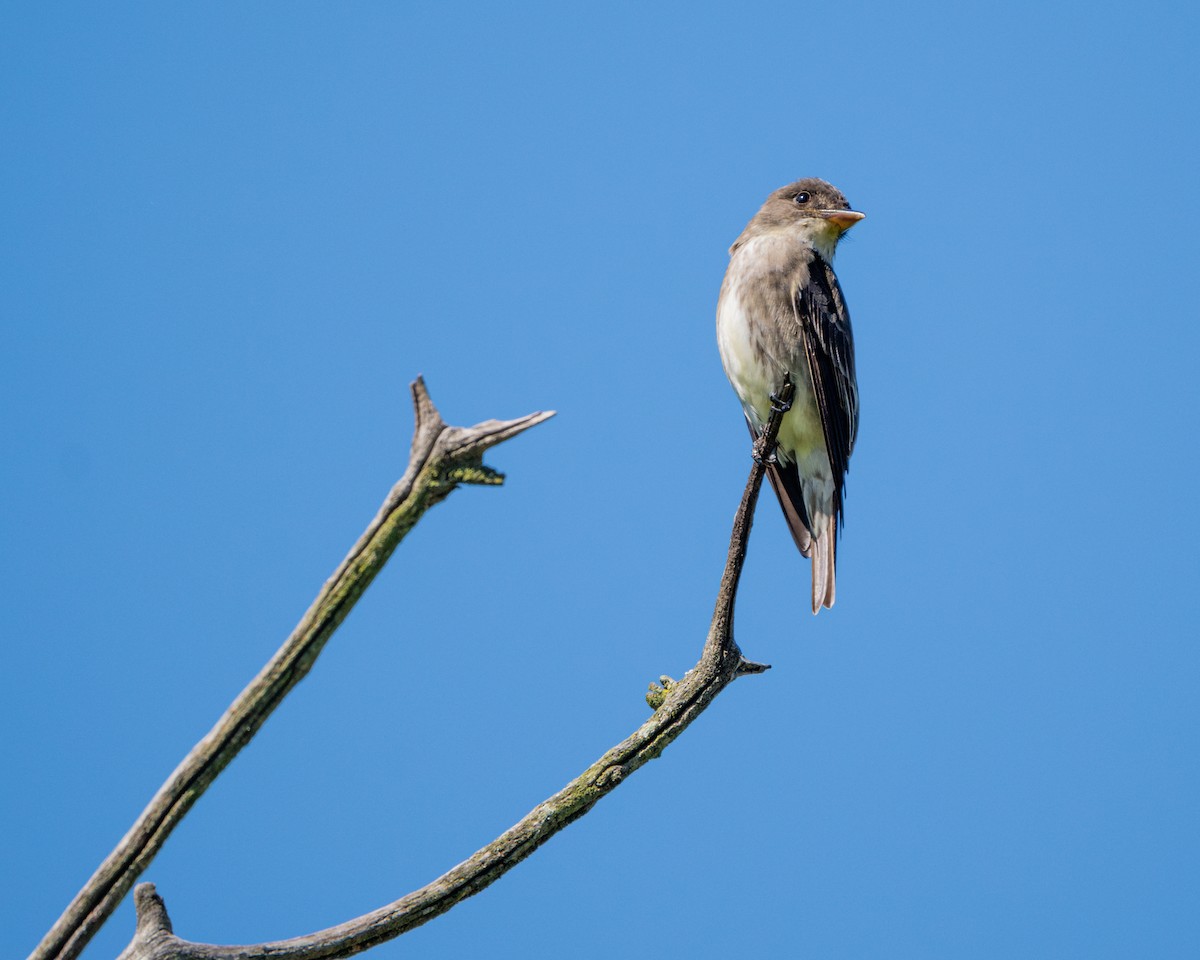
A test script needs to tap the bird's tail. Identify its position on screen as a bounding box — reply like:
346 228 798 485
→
764 457 836 614
809 515 836 614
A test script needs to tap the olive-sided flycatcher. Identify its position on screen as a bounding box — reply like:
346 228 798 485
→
716 178 864 613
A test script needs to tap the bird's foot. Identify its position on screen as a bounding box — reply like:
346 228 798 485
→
751 436 778 465
769 390 793 414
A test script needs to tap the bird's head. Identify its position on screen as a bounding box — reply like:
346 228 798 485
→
755 178 865 249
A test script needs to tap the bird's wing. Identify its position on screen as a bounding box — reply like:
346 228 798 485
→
797 254 859 523
744 416 815 557
766 460 816 558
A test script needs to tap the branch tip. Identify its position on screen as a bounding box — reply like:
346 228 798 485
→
468 409 556 442
734 658 771 677
132 883 173 936
410 376 446 434
446 409 555 459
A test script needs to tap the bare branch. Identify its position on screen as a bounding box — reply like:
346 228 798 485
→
31 379 554 960
105 378 796 960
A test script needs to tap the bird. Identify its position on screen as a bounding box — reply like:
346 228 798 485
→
716 178 864 613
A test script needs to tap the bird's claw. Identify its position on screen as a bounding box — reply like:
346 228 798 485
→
769 390 793 414
752 437 778 465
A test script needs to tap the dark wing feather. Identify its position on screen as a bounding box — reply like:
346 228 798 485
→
745 417 815 557
797 254 859 527
766 460 816 557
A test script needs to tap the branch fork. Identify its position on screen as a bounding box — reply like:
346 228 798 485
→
32 379 551 960
33 376 796 960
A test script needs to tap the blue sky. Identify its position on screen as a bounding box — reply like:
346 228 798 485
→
3 3 1198 958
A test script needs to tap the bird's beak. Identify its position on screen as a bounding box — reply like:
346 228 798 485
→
822 210 866 230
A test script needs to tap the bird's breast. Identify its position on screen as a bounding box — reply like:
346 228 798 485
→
716 237 826 463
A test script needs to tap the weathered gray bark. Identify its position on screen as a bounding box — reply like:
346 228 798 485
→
33 378 795 960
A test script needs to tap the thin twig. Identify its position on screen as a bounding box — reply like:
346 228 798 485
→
30 379 554 960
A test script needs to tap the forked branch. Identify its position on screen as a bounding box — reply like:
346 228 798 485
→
37 378 796 960
31 379 553 960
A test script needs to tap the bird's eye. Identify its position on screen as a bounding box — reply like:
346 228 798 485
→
793 192 810 205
